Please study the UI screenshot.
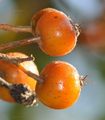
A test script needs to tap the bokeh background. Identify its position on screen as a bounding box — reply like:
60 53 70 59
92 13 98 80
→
0 0 105 120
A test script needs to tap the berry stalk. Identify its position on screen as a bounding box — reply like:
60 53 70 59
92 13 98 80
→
0 77 11 89
0 24 32 33
0 53 34 64
0 37 40 51
0 53 43 83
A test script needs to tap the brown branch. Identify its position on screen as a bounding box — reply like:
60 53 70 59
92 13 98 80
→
0 77 11 89
0 53 43 83
0 37 40 51
23 70 43 83
0 53 34 64
0 24 32 33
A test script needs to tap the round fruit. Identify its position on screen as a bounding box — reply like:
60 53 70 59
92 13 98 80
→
36 61 81 109
0 52 39 102
32 8 79 56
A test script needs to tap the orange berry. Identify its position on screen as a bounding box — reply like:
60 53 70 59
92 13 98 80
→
32 8 79 56
36 61 81 109
0 52 39 103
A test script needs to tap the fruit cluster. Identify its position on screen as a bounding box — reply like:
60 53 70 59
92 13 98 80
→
0 8 84 109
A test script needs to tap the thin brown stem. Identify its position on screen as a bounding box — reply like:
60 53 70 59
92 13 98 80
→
0 77 11 89
0 68 43 88
0 24 32 33
0 53 34 64
24 71 43 83
0 53 43 83
0 37 40 51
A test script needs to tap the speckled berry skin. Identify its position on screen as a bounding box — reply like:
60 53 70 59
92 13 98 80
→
36 61 81 109
32 8 78 56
